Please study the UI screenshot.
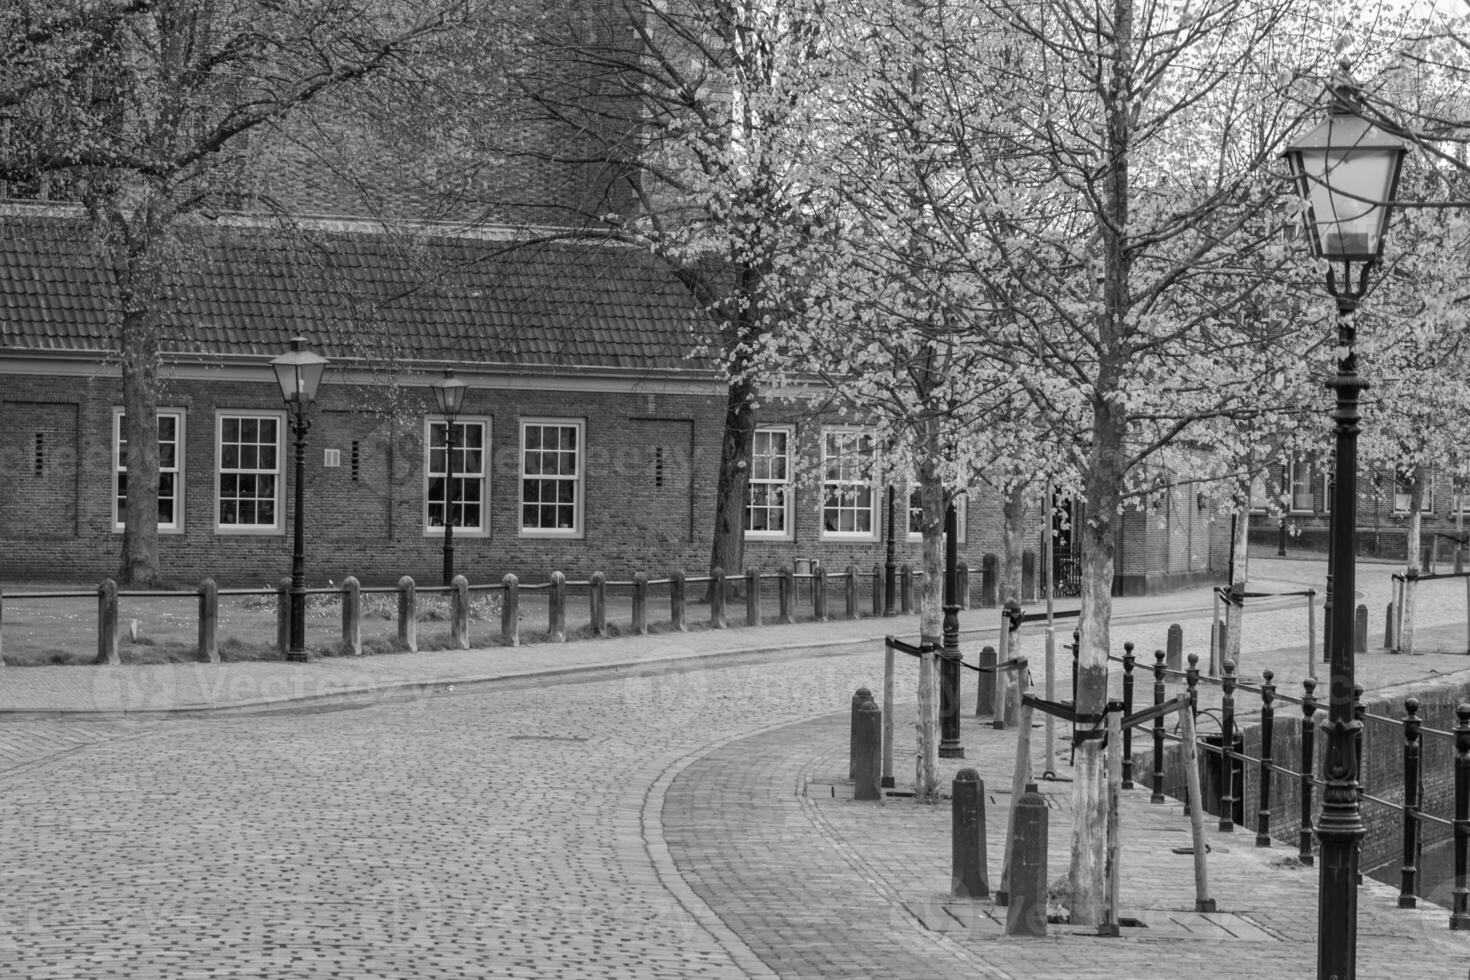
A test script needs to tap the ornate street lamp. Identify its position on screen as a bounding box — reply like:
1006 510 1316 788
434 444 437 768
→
1283 68 1408 980
939 498 964 758
270 337 330 663
429 369 470 586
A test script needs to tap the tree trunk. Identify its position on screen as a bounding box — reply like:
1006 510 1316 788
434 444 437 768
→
913 442 945 802
707 372 755 599
1402 469 1426 655
1002 481 1027 603
1224 490 1249 671
118 318 164 588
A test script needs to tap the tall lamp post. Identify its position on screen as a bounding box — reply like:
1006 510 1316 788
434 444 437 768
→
271 337 330 663
1283 69 1408 980
939 498 964 758
430 369 470 586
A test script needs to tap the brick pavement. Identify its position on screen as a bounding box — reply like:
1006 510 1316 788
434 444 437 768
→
3 555 1469 978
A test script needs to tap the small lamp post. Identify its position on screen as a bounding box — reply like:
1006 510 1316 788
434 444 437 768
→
1283 67 1408 980
270 337 329 663
429 369 470 585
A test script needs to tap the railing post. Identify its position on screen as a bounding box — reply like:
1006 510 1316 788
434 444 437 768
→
276 576 291 658
1256 670 1275 847
845 564 858 619
1185 653 1200 721
589 571 607 637
1152 649 1167 804
341 575 361 656
549 571 567 642
1451 702 1470 930
671 570 687 631
1300 677 1318 866
710 567 727 629
96 578 120 665
813 564 828 621
501 573 519 646
1399 697 1421 909
900 563 913 613
197 578 219 663
747 567 761 627
398 575 417 653
631 571 648 635
779 565 794 624
1121 642 1136 790
451 574 470 649
1219 659 1236 832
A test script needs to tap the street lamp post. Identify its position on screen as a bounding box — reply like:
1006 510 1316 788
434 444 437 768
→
430 369 470 586
939 499 964 758
270 337 329 664
1284 68 1408 980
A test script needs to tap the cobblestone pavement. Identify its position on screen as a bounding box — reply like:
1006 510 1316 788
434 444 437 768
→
2 555 1469 978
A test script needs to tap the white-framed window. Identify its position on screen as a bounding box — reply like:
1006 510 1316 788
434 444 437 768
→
216 412 285 533
821 428 877 539
1288 460 1314 513
1248 471 1271 513
745 426 793 540
520 418 583 536
1392 472 1432 514
425 418 490 535
113 409 184 532
906 485 967 543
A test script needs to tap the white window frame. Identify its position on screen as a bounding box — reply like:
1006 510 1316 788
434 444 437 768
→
745 426 794 541
1288 460 1315 514
113 409 185 533
423 417 491 536
519 417 584 538
906 484 967 544
215 411 286 534
820 428 878 540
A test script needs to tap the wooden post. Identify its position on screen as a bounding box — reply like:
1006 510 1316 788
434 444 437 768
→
197 578 219 663
779 565 794 624
549 571 567 642
671 570 687 631
993 618 1010 730
996 696 1035 905
900 563 913 613
398 575 417 653
1104 705 1124 935
501 573 519 646
882 641 895 789
711 567 727 629
872 564 883 616
813 564 828 621
1179 705 1215 912
590 571 607 637
631 572 648 636
451 574 470 649
845 564 858 619
340 576 361 657
957 561 969 610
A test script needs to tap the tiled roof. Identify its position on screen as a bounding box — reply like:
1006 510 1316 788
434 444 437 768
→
0 215 711 373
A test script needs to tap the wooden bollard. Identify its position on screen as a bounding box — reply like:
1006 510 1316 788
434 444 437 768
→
900 564 913 613
501 574 519 646
276 577 291 658
710 567 727 629
957 561 970 610
975 644 997 717
398 575 417 652
451 574 470 649
746 567 761 627
1004 784 1048 936
590 571 607 637
813 564 828 621
871 564 883 617
1166 623 1184 671
853 699 882 801
549 570 567 642
980 553 998 607
631 572 648 636
1385 601 1396 650
197 578 219 663
849 687 873 778
845 564 858 619
340 576 361 656
1355 603 1368 653
778 565 794 624
96 578 120 665
951 768 989 899
671 570 687 631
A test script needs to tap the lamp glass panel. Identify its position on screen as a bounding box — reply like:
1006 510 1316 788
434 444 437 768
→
1297 146 1398 259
